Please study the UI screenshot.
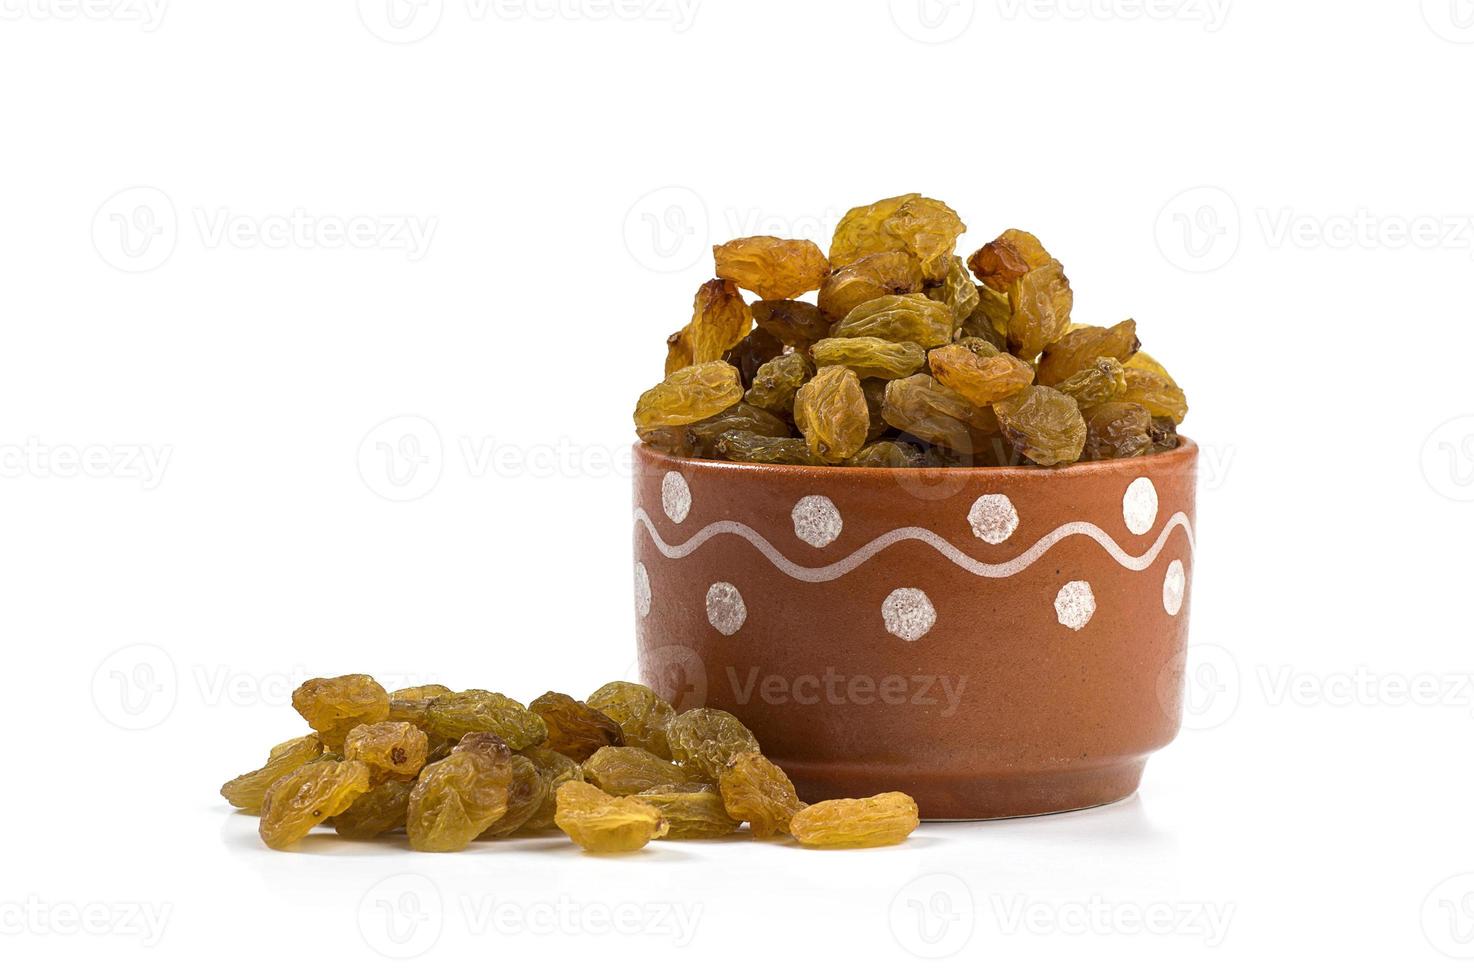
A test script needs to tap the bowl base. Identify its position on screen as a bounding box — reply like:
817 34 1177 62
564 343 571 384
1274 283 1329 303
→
778 757 1148 821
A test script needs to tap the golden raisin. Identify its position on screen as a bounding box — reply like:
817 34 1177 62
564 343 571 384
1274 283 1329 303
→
713 236 829 301
789 792 920 849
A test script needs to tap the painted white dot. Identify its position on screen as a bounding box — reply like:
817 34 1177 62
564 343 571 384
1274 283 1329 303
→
661 471 691 524
791 495 843 548
705 582 746 636
1054 580 1096 631
633 561 651 618
882 588 936 642
1122 477 1159 535
1163 559 1186 616
968 494 1019 544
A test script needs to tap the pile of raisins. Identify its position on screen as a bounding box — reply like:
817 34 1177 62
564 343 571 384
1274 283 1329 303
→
222 675 918 852
634 194 1188 466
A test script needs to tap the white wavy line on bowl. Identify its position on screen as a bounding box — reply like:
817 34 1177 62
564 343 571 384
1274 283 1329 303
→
633 507 1194 583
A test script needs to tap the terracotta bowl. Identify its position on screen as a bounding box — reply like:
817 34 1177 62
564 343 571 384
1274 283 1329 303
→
632 439 1197 819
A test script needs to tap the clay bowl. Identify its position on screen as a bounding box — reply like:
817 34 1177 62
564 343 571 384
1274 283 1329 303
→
632 439 1197 819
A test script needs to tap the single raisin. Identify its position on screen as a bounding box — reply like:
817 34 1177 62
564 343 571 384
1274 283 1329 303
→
665 708 760 783
423 690 547 750
713 236 829 300
586 681 676 759
258 759 372 849
718 752 804 838
528 691 624 762
554 781 668 852
789 792 920 849
793 365 869 463
220 734 323 812
291 675 390 751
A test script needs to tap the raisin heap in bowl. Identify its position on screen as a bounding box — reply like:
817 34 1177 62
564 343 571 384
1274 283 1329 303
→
633 194 1188 467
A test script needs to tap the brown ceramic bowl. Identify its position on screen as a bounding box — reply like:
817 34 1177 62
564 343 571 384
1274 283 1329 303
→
632 439 1197 819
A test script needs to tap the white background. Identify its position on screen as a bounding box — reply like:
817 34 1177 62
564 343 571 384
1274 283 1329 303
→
3 0 1473 974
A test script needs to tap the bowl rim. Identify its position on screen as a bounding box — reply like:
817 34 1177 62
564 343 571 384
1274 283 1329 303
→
634 436 1197 479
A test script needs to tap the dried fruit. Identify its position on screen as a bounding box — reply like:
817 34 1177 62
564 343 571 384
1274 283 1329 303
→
957 290 1009 351
1120 367 1189 424
258 759 372 849
406 732 514 851
632 200 1191 469
817 251 925 321
586 681 676 758
1148 415 1179 452
925 254 980 324
387 683 453 729
529 692 624 762
1036 319 1139 386
343 721 429 781
718 752 804 838
1005 261 1074 360
291 675 390 750
424 690 547 750
715 431 822 465
992 386 1087 466
518 746 584 831
844 440 925 468
479 755 548 839
221 734 323 812
722 326 785 388
745 351 813 416
750 299 832 351
1081 401 1152 460
637 784 739 839
713 237 828 301
583 746 687 795
789 792 920 849
831 294 954 349
927 344 1034 406
666 708 760 782
882 374 999 457
664 279 752 374
829 193 919 268
1053 357 1127 410
554 781 668 852
793 365 869 463
810 337 926 380
830 194 965 281
967 229 1052 291
333 778 413 839
634 361 744 430
1126 350 1176 383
